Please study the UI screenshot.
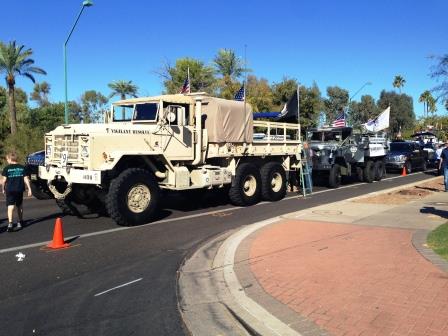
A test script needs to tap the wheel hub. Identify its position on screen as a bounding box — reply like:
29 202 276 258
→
127 184 151 213
243 175 257 197
270 172 283 192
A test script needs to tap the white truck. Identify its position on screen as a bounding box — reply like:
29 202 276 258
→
39 93 303 226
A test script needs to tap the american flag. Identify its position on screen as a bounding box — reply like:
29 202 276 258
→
179 76 190 94
331 112 346 127
234 84 245 101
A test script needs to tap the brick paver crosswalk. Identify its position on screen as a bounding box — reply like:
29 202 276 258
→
250 220 448 336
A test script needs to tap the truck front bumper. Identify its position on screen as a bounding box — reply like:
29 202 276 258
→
385 162 405 170
39 166 102 185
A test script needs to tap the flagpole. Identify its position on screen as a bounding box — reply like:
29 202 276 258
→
244 44 247 115
187 66 191 93
297 84 300 140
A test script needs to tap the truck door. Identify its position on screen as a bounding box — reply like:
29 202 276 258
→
161 104 194 160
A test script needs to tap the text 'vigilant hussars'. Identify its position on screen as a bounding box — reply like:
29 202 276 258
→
105 128 152 135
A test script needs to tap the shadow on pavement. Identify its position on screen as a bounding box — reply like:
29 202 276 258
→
24 213 65 228
420 206 448 219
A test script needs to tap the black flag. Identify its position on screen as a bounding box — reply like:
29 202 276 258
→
274 90 298 123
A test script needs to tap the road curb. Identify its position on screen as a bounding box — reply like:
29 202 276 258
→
178 174 443 335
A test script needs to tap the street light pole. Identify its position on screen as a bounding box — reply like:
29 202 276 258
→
64 0 93 124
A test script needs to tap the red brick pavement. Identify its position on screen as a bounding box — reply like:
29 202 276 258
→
249 220 448 336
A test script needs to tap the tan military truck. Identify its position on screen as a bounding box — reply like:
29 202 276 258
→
39 93 303 226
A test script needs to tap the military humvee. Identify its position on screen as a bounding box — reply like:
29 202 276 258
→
39 93 304 226
307 126 388 188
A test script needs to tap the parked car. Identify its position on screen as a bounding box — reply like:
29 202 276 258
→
385 141 427 173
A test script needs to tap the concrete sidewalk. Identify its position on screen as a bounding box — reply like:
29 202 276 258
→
236 177 448 336
180 176 448 336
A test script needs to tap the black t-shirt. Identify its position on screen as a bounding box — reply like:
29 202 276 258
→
2 164 26 193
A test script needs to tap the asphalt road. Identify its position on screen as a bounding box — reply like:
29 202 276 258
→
0 171 438 336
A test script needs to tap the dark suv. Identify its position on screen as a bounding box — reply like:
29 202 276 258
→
385 141 427 173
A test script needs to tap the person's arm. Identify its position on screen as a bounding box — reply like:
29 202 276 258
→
440 154 444 170
1 176 6 194
24 176 32 197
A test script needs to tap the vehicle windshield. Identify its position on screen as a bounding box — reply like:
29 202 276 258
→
309 131 344 141
113 104 134 121
390 143 411 152
113 102 159 122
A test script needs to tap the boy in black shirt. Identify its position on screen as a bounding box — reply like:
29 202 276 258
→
1 152 32 232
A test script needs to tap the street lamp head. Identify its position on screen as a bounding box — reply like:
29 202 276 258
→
82 0 94 7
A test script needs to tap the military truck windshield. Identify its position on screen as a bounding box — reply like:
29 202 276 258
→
133 103 159 121
390 142 411 152
113 105 134 121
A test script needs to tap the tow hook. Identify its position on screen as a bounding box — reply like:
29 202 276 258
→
48 180 73 200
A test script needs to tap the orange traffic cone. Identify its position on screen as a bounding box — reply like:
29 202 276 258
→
47 217 70 249
401 166 407 176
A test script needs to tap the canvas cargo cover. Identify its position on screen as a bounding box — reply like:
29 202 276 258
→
202 97 253 143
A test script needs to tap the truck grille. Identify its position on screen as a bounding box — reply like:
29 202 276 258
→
54 135 80 161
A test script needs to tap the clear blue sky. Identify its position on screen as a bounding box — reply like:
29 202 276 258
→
1 0 446 117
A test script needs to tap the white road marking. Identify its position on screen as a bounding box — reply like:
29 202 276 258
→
0 171 435 254
94 278 143 297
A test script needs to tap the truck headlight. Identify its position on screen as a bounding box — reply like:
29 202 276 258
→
46 145 52 158
81 146 89 158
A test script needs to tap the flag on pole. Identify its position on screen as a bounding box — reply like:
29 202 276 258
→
179 76 190 94
363 106 390 132
331 112 346 127
275 90 298 123
234 84 245 101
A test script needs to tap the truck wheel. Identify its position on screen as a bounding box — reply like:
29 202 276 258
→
30 181 54 200
106 168 160 226
229 163 261 206
328 164 342 188
374 161 384 181
260 162 286 201
55 198 77 216
356 167 364 182
363 160 375 183
55 196 94 217
421 160 427 171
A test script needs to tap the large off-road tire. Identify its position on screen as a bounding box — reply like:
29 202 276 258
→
105 168 160 226
421 160 427 171
363 160 375 183
328 164 342 188
30 181 53 200
356 166 364 182
260 162 287 201
374 160 385 181
55 196 96 217
229 163 261 206
55 198 77 216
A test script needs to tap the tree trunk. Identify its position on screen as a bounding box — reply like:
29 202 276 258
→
121 94 126 120
7 84 18 135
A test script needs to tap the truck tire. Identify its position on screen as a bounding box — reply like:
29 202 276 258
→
374 161 384 181
106 168 160 226
260 162 287 201
363 160 375 183
30 181 53 200
356 167 364 182
55 198 77 216
421 160 427 171
405 160 412 174
229 163 261 206
328 164 342 188
55 196 95 217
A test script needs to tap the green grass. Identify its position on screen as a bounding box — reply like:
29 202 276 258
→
427 222 448 260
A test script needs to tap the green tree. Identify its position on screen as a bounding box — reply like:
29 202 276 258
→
30 81 51 107
377 90 415 135
246 75 273 112
323 86 349 122
271 77 299 109
28 102 82 133
348 95 379 126
299 83 323 130
419 90 432 117
392 75 406 93
160 58 215 94
0 41 46 134
80 90 108 123
213 49 245 99
430 54 448 106
108 80 139 119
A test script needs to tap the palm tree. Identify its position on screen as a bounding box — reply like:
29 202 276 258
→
419 90 433 118
0 41 46 134
30 81 51 106
392 75 406 93
213 49 245 87
108 80 139 119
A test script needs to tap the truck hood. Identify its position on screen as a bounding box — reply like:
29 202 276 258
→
49 123 160 136
309 141 339 151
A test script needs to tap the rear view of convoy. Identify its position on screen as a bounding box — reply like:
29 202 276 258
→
36 93 303 226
